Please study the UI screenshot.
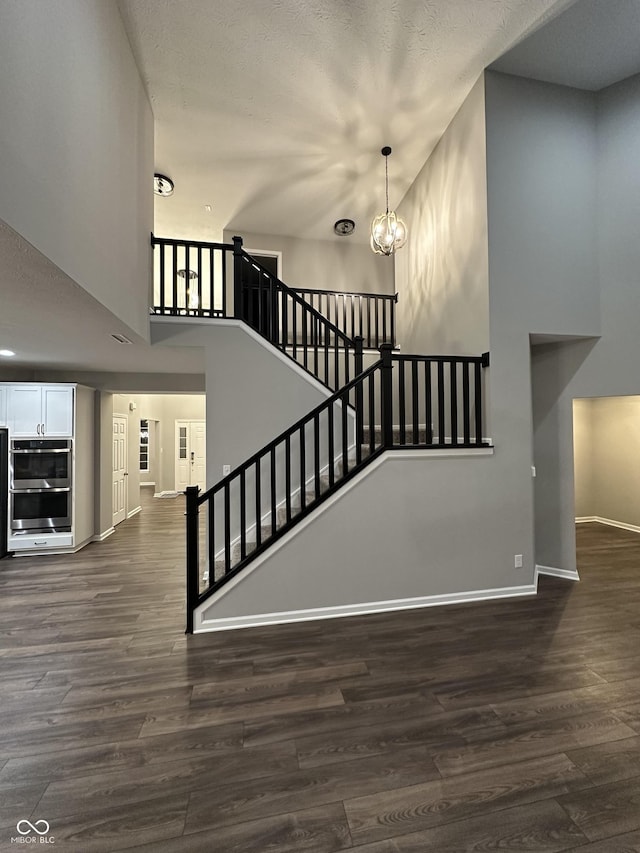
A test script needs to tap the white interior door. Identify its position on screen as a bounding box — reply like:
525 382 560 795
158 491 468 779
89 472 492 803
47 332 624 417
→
113 415 128 526
175 420 206 491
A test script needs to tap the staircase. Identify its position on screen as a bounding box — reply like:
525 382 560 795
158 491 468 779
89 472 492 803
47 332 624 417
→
151 234 490 633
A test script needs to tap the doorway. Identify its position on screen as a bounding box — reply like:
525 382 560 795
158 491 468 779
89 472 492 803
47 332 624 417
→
112 414 128 526
175 420 206 491
241 250 282 334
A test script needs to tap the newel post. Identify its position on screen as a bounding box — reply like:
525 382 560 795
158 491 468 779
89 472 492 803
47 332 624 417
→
185 486 200 635
380 343 394 448
232 235 244 320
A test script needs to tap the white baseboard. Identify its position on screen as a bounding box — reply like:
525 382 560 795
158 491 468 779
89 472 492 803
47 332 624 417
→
576 515 640 535
535 564 580 582
127 505 142 519
154 490 180 498
92 527 115 543
195 582 538 633
140 481 155 487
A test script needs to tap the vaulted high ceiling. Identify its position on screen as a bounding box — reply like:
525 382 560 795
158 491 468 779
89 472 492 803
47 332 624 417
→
117 0 577 245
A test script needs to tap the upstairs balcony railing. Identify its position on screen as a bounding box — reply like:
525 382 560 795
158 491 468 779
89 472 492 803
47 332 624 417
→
151 236 397 374
288 286 397 349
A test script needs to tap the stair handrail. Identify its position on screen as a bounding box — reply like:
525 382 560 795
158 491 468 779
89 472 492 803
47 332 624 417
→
185 347 491 631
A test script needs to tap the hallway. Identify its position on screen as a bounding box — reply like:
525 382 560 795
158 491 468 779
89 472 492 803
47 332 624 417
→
2 494 640 850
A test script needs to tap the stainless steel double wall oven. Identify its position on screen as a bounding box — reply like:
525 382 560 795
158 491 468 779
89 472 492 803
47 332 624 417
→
10 438 72 532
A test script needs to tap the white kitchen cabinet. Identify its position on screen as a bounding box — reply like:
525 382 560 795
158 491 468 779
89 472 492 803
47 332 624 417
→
0 385 6 426
8 384 74 437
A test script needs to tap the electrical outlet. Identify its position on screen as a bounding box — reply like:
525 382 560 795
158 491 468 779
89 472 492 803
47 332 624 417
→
222 464 231 476
531 465 536 478
514 554 523 569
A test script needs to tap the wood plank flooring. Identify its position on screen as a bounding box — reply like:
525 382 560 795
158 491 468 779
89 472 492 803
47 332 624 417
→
2 494 640 850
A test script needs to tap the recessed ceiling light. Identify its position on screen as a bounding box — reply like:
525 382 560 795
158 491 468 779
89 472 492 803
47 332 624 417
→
154 173 174 197
334 219 356 236
0 349 15 357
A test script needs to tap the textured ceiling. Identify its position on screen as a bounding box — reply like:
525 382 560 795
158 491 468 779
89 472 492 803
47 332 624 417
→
492 0 640 91
118 0 577 245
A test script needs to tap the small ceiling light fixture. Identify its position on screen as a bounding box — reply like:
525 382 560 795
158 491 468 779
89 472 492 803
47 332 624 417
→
370 146 407 256
0 349 15 357
154 173 175 197
178 268 199 309
334 218 355 236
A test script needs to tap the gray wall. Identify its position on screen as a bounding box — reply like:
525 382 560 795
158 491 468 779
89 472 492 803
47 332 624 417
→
223 229 394 296
200 452 517 622
485 71 600 576
0 1 154 339
395 75 490 357
149 321 332 486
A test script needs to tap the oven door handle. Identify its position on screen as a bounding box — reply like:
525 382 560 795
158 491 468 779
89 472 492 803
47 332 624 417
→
10 487 71 494
11 448 71 454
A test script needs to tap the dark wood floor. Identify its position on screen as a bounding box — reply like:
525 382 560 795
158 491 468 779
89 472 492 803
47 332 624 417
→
3 495 640 851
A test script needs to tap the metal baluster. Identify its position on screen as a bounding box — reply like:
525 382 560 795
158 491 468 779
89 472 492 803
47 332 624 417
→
255 460 261 549
412 359 419 444
328 405 335 488
285 435 292 523
450 360 458 446
314 413 321 500
425 360 433 445
341 389 349 476
313 316 319 378
399 358 406 445
391 295 397 347
221 246 226 316
224 482 231 574
302 307 308 368
299 426 306 511
474 361 482 445
207 494 215 588
172 243 178 313
382 299 387 343
293 298 298 359
270 448 277 536
462 362 471 446
159 241 166 313
324 322 329 385
374 297 379 349
368 372 375 453
240 469 246 561
437 361 445 445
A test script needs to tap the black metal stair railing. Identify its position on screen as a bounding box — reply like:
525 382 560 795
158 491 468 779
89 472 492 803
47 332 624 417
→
151 234 363 392
233 238 361 391
289 285 398 349
185 345 490 632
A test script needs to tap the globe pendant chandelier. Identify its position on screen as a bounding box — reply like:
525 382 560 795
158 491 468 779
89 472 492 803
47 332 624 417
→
370 146 407 256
